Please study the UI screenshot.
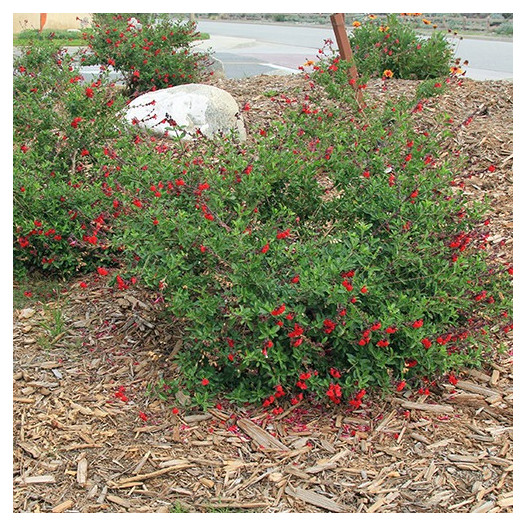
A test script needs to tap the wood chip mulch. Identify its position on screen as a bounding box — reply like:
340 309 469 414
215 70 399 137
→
13 74 512 513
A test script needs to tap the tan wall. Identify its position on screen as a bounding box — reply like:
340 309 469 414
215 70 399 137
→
13 13 93 34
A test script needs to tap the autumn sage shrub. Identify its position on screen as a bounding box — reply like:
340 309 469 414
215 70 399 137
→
13 39 512 411
13 41 127 276
113 79 512 410
83 13 210 95
345 13 454 80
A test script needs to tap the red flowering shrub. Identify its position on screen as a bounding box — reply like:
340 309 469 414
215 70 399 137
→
13 41 127 275
113 78 512 408
13 37 512 411
84 14 210 95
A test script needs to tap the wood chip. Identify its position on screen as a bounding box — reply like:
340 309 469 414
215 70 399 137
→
77 458 88 486
285 485 346 512
106 494 130 508
399 400 454 413
496 496 513 508
17 475 56 485
237 418 290 451
18 441 42 459
456 380 500 398
52 500 74 513
113 463 194 487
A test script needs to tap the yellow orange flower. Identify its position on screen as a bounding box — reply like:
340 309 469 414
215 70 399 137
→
379 25 390 32
383 69 394 78
450 66 465 76
422 18 432 25
368 14 377 19
303 60 315 67
352 21 361 27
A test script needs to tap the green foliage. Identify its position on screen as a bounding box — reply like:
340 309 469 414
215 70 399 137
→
14 29 94 46
84 13 210 95
347 14 454 80
495 22 513 35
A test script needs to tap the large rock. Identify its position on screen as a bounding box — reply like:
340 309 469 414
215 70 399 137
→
124 84 246 141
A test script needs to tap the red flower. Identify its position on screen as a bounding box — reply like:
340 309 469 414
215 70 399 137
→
396 380 406 391
139 412 148 421
412 319 424 329
79 282 88 288
261 243 270 254
386 326 397 334
276 229 291 239
360 286 368 294
421 338 432 349
363 170 370 178
172 407 179 415
448 373 458 385
71 117 82 128
201 378 209 386
323 319 336 334
376 339 389 347
342 279 353 291
243 102 250 111
287 324 304 338
271 304 286 316
488 165 496 172
97 267 109 276
329 367 341 378
291 275 300 284
85 87 94 98
326 383 342 404
20 144 29 153
371 322 381 331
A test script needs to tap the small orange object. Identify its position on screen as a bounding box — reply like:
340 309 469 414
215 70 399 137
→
40 13 47 32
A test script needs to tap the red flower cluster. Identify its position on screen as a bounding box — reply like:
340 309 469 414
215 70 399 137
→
271 303 286 316
276 229 291 239
115 385 129 402
349 388 366 409
326 383 342 404
323 319 336 334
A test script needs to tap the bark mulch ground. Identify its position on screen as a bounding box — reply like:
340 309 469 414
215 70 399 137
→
13 74 512 513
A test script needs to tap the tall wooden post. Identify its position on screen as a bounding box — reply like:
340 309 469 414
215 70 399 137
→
330 13 364 108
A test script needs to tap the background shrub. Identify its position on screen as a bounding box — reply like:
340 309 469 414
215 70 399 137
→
13 41 127 276
347 14 454 80
84 13 210 95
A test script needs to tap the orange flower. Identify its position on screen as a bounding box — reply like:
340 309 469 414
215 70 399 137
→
368 14 377 19
352 21 361 27
303 60 315 67
383 69 394 78
450 66 465 76
422 18 432 25
379 25 390 32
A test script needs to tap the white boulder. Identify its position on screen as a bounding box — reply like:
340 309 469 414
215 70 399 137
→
124 84 246 141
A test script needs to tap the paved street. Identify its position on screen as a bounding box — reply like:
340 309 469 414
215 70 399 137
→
193 20 513 81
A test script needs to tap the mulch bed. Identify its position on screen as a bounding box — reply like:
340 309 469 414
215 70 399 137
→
13 74 513 513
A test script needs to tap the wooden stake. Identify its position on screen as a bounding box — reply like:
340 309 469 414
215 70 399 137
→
330 13 364 107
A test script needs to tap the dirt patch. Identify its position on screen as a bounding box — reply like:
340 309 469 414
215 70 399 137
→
13 74 512 513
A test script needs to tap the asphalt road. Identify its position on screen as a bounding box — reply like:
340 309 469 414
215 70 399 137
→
194 20 513 81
